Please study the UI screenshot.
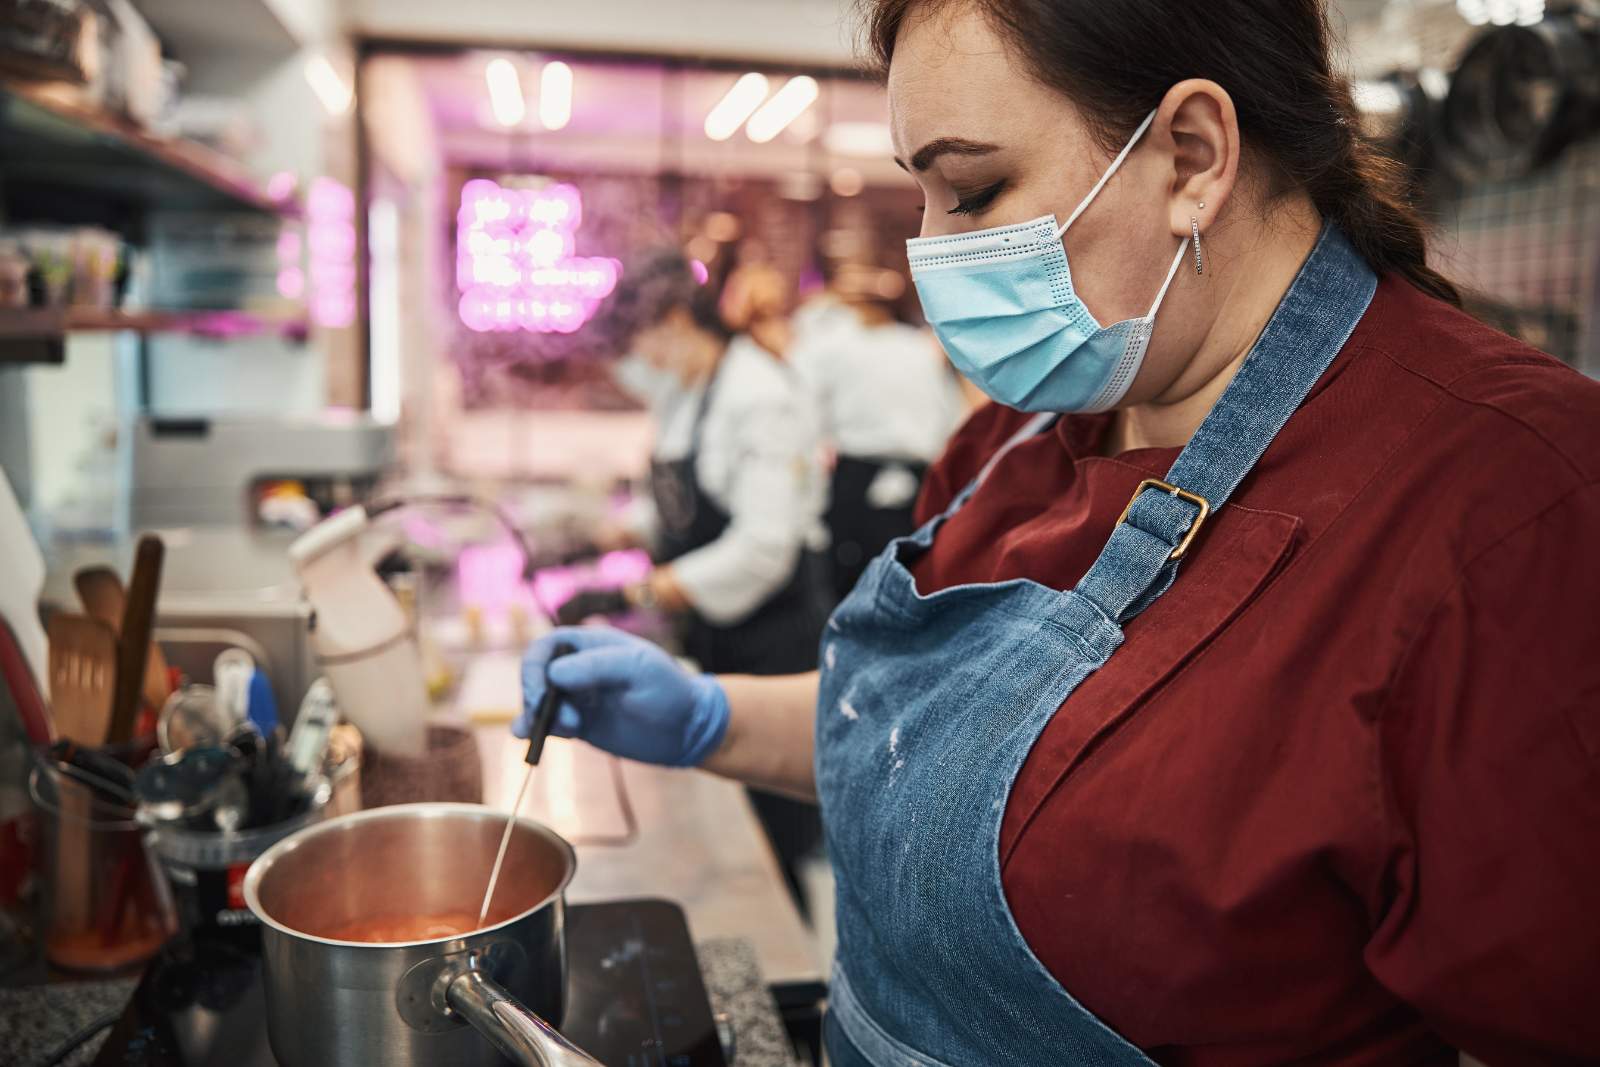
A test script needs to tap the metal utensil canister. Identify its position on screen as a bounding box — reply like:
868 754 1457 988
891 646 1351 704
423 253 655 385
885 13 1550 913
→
243 803 603 1067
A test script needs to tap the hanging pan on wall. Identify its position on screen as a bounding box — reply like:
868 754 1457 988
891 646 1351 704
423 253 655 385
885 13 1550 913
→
1437 10 1600 182
1368 69 1443 194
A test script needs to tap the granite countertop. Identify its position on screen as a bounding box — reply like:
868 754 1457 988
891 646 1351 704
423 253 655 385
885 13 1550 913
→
0 937 797 1067
0 974 135 1067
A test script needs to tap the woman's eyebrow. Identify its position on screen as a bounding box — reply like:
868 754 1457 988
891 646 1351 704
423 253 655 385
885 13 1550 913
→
895 137 1002 172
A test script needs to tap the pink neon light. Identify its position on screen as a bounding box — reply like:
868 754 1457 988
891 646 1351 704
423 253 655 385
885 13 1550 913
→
456 179 620 335
595 549 652 586
306 177 357 329
458 540 526 618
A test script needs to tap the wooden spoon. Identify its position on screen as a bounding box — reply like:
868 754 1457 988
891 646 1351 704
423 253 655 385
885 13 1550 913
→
75 564 172 720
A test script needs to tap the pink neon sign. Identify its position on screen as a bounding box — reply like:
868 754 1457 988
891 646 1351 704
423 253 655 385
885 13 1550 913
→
286 176 356 329
456 179 621 335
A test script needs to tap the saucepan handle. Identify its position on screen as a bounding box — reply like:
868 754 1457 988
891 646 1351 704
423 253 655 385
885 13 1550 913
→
445 967 606 1067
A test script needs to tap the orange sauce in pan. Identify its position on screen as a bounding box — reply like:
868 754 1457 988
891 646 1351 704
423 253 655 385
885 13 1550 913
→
323 912 490 943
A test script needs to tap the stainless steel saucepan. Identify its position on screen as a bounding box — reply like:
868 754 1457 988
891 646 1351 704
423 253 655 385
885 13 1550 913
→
243 803 603 1067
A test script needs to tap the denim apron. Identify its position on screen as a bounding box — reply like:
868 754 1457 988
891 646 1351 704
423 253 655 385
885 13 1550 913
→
815 225 1377 1066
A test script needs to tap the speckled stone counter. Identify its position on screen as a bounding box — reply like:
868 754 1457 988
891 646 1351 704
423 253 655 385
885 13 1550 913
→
0 937 797 1067
0 975 136 1067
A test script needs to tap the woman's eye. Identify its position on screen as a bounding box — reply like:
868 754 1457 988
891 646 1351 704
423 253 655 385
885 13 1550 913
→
948 180 1006 217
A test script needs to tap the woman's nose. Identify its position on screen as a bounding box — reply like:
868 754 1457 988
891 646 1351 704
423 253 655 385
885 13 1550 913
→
918 211 959 241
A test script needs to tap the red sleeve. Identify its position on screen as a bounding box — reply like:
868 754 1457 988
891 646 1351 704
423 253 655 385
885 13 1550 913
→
914 403 1037 525
1366 479 1600 1065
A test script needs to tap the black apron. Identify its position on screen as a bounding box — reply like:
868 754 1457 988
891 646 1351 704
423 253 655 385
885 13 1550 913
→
823 455 929 602
649 353 830 914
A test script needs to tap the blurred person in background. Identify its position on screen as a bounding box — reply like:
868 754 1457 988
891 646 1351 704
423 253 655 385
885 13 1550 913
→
791 261 970 598
599 248 829 913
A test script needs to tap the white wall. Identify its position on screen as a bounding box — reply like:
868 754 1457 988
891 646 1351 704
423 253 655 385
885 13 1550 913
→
14 335 129 533
146 335 327 415
341 0 858 66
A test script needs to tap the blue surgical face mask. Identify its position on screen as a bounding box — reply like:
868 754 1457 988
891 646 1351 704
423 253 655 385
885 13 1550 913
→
907 110 1191 413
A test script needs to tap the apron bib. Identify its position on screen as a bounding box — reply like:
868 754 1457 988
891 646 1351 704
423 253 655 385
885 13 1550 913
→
815 225 1377 1066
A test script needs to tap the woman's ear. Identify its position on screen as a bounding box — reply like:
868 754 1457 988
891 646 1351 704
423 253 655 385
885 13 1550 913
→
1159 79 1240 238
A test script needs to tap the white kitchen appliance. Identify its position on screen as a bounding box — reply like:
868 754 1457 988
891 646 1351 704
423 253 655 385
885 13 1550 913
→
289 507 429 757
126 413 393 530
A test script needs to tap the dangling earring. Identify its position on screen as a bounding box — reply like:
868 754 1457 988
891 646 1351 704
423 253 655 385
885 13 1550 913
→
1191 214 1205 276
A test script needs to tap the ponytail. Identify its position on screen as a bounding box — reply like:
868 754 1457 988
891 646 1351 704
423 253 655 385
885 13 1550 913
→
1299 79 1461 305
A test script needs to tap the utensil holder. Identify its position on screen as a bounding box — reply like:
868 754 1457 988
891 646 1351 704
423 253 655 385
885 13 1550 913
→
29 762 176 973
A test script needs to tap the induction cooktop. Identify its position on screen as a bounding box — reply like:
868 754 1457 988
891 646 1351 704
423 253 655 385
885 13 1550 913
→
91 898 729 1067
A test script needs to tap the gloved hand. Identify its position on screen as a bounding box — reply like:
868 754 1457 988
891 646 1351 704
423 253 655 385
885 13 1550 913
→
516 627 729 768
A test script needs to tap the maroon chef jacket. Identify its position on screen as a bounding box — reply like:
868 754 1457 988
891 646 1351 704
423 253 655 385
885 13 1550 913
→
910 276 1600 1067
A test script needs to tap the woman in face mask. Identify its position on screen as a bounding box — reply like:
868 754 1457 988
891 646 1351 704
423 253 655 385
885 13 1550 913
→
600 249 831 913
520 2 1600 1064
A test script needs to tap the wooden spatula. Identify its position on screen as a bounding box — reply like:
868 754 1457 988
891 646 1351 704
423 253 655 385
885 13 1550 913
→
75 564 172 719
47 614 119 746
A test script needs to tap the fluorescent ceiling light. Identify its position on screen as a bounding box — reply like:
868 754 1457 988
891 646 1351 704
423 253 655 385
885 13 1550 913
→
705 73 770 142
540 61 573 130
486 57 526 128
746 76 819 144
1456 0 1544 25
1352 81 1403 115
823 121 894 158
304 53 352 116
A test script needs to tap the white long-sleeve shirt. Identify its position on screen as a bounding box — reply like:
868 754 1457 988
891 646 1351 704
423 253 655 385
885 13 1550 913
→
617 336 828 625
789 313 967 463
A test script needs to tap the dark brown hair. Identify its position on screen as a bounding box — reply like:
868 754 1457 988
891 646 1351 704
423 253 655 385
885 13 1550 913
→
606 248 733 348
862 0 1461 305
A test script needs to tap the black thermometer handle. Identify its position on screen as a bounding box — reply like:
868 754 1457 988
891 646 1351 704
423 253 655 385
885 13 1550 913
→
525 642 576 766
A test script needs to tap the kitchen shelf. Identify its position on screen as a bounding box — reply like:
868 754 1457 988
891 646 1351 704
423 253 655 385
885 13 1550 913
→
0 78 292 225
0 307 309 363
0 307 307 338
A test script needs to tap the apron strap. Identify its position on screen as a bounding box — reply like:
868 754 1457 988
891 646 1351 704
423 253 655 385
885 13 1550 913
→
1075 224 1378 623
687 346 732 458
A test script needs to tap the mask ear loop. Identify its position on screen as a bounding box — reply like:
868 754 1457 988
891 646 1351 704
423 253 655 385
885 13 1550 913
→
1146 238 1193 320
1056 109 1160 239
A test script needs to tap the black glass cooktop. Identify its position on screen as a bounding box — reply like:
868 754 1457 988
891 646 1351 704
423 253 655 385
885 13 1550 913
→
92 898 728 1067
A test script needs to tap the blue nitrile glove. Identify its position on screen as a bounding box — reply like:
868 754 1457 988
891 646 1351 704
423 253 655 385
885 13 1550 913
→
516 627 729 768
